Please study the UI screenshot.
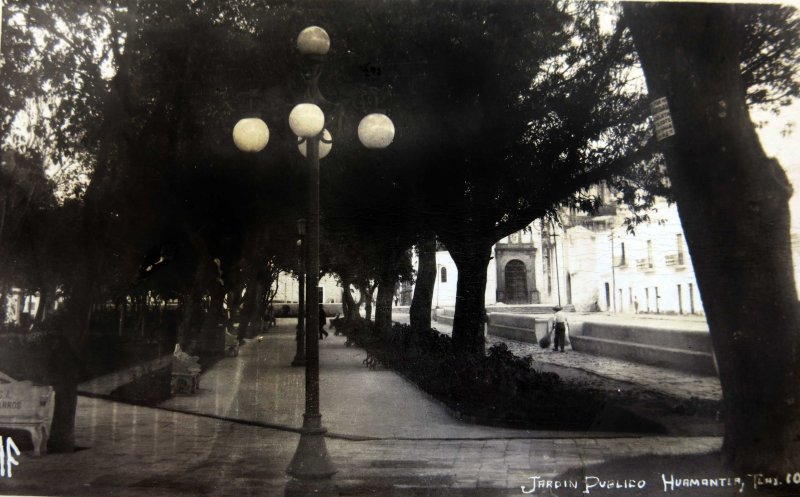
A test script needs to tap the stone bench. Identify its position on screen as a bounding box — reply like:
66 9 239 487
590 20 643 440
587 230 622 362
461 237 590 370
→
170 345 201 395
0 371 55 456
487 312 552 343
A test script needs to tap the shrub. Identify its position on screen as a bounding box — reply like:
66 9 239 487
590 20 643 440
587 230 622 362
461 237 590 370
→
339 320 608 429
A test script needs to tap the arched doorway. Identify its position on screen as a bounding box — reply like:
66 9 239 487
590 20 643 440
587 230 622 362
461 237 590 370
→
504 260 528 304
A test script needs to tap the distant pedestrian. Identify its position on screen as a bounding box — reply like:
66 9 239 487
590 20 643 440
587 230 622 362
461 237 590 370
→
319 305 328 339
552 306 568 352
266 304 276 328
633 297 640 314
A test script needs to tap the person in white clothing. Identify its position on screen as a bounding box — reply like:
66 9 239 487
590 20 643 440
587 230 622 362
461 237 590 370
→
552 306 568 352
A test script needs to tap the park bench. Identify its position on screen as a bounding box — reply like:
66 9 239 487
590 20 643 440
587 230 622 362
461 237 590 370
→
0 371 55 456
170 345 201 395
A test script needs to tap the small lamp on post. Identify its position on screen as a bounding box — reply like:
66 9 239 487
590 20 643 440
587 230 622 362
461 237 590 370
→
292 219 308 367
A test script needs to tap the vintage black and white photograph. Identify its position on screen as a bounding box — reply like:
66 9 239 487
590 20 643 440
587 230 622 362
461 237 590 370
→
1 0 799 495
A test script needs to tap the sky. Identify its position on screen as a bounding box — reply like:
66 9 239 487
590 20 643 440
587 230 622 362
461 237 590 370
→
752 102 800 232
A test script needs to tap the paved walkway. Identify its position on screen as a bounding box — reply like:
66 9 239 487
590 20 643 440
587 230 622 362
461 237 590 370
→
1 319 723 497
394 315 722 402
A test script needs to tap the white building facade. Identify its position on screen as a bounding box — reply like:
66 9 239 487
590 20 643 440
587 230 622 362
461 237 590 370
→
271 183 800 317
431 196 707 315
561 199 704 314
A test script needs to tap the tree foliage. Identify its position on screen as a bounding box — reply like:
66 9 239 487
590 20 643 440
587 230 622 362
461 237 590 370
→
740 5 800 111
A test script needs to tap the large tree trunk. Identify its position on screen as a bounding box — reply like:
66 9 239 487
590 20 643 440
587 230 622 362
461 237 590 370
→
340 274 361 322
237 280 264 341
0 283 8 329
32 287 50 327
625 2 800 472
117 298 126 337
375 275 395 337
45 0 142 454
342 275 361 322
46 346 79 453
410 233 437 331
361 282 376 322
176 262 208 352
48 266 94 453
448 239 492 357
198 264 227 357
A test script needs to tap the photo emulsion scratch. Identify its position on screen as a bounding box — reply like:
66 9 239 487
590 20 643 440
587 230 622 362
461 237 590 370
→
0 1 799 496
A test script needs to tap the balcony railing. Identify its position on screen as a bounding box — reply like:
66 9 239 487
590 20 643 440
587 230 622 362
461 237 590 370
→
636 258 654 271
613 255 627 267
665 252 686 267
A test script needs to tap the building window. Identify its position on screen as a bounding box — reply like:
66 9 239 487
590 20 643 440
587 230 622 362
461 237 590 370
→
620 242 626 266
440 267 447 283
647 240 654 268
676 234 685 265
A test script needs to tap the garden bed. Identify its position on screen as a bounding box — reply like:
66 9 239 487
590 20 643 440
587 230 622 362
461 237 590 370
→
109 366 173 405
341 321 675 433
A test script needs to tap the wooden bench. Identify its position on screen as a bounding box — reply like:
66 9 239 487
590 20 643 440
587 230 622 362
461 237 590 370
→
0 371 55 456
170 345 201 395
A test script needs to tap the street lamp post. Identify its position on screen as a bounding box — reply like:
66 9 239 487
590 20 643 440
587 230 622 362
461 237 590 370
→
232 25 395 490
292 220 307 367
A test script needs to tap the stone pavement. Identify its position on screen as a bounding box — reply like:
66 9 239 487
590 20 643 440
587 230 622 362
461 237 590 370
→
394 315 722 403
0 319 723 497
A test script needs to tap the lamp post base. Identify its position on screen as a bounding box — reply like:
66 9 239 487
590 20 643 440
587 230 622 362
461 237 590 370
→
286 414 337 480
284 477 338 497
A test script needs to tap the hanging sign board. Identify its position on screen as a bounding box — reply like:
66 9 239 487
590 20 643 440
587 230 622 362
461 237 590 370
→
650 97 675 141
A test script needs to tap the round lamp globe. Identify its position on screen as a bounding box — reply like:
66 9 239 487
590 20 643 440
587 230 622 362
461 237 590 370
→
289 103 325 138
232 118 270 153
297 26 330 55
358 113 395 149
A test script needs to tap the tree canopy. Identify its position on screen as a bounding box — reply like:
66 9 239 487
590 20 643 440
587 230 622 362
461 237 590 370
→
2 0 799 454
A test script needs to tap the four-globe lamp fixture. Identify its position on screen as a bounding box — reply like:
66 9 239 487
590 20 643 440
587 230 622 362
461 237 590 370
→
230 25 395 489
232 29 395 156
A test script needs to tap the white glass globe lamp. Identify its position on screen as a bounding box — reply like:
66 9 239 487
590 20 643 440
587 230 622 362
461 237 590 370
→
298 129 332 159
232 118 270 153
297 26 330 56
358 113 395 149
289 103 325 138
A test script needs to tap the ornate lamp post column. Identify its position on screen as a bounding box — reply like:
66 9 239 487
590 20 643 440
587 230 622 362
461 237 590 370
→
232 25 395 489
286 27 335 481
292 219 307 367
